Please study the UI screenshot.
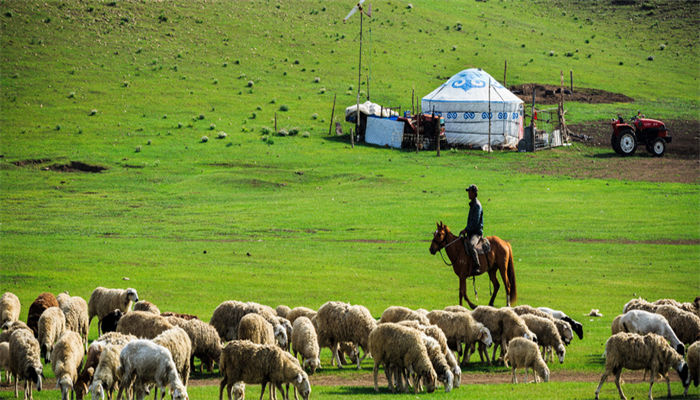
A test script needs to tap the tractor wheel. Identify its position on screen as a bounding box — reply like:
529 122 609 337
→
615 130 637 156
648 138 666 157
611 134 623 155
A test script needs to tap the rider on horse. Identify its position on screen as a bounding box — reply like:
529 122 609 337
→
459 184 483 274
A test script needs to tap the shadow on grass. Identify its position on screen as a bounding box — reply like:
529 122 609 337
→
585 353 606 367
324 386 388 395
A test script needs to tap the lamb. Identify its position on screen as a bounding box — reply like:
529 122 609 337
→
537 306 584 340
153 327 192 390
166 316 222 373
276 305 291 319
379 306 430 325
27 292 59 338
396 320 461 388
654 304 700 345
426 309 492 366
315 301 377 369
471 306 537 364
0 320 31 343
116 310 174 339
209 300 285 344
1 292 20 328
503 337 550 383
218 340 311 400
286 307 316 324
613 310 685 356
0 341 11 386
685 341 699 396
8 329 43 400
89 333 137 400
291 316 320 374
595 332 690 400
520 314 566 364
100 310 123 334
87 287 138 336
117 339 188 400
368 323 437 393
57 293 89 351
37 306 66 363
51 331 85 400
132 300 161 315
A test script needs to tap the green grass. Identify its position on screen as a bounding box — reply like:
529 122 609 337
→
0 1 698 399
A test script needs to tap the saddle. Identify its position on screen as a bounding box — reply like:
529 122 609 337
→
474 237 491 255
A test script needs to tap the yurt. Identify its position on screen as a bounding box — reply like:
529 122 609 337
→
421 68 524 149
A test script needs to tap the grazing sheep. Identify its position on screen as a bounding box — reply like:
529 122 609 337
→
277 317 293 352
286 307 316 324
117 339 188 400
218 340 311 400
116 310 174 339
443 305 471 314
209 300 283 343
471 306 536 364
552 318 574 346
623 297 658 314
37 306 66 363
51 331 85 400
595 332 690 400
276 305 291 319
368 323 437 394
57 293 89 351
100 310 123 334
396 321 462 388
685 341 699 396
654 304 700 345
611 314 624 335
520 314 566 364
87 287 138 335
132 300 160 315
74 341 103 400
426 309 492 366
89 333 137 400
512 306 574 345
27 292 59 338
379 306 430 325
615 310 685 356
653 298 700 318
513 305 553 320
8 329 43 400
153 327 192 390
316 301 377 370
1 292 20 328
0 320 31 343
537 306 584 340
503 337 550 383
166 316 222 373
291 316 320 375
238 313 280 349
160 312 199 321
0 341 11 386
420 335 453 392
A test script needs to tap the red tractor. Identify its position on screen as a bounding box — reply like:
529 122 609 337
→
611 113 671 157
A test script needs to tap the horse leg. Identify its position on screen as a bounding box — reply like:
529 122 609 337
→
458 279 465 307
497 262 511 306
487 269 500 307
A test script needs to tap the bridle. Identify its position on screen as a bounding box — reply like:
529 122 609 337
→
433 230 462 266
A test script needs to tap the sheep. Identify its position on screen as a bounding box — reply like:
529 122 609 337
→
286 307 316 324
315 301 377 370
552 318 574 346
160 312 199 321
520 314 566 364
100 310 123 334
1 292 20 328
654 304 700 345
238 312 288 353
653 297 700 318
117 339 188 400
613 310 685 356
27 292 59 338
37 306 66 363
0 320 31 343
166 316 222 373
426 309 492 366
8 329 43 400
368 323 437 394
74 341 104 400
595 332 690 400
471 306 537 365
209 300 284 344
52 331 85 400
57 293 89 351
153 327 192 395
291 317 320 375
503 337 550 384
116 310 174 339
277 317 293 352
275 305 291 319
396 321 461 388
513 305 573 345
132 301 160 315
623 297 658 314
421 335 453 392
218 340 311 400
379 306 430 325
89 333 137 400
87 287 138 335
0 341 11 386
685 341 699 396
537 306 584 340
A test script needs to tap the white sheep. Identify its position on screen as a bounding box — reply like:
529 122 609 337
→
503 336 550 384
685 341 699 396
537 306 584 340
623 297 658 314
426 309 492 366
275 305 291 319
86 331 137 400
316 301 377 370
165 316 222 373
238 312 287 351
88 287 138 335
615 310 685 356
0 321 31 344
512 305 573 345
153 326 192 387
57 293 89 351
38 306 66 363
0 341 11 386
132 300 160 315
286 307 316 324
595 332 690 400
277 317 293 352
209 301 285 345
421 335 453 392
116 310 174 339
0 292 20 328
117 339 188 400
654 304 700 345
379 306 430 325
471 306 537 364
8 329 43 400
291 316 320 375
51 331 85 400
218 340 311 400
520 314 566 364
653 297 700 318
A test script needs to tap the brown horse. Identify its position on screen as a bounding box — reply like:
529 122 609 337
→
429 221 517 309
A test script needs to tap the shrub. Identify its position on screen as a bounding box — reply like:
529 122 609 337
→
67 92 75 98
89 109 97 116
311 113 319 120
217 131 227 139
278 129 289 137
247 80 254 87
201 136 209 142
279 104 289 112
198 114 205 120
261 126 272 135
302 131 310 138
135 145 142 153
289 128 299 136
209 123 216 130
313 77 320 83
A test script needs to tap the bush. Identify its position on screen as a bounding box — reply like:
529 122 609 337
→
135 145 142 153
311 113 319 120
279 104 289 112
247 80 254 87
89 109 97 116
217 131 227 139
260 126 272 135
302 131 310 138
313 77 320 83
278 129 289 137
209 123 216 130
201 136 209 142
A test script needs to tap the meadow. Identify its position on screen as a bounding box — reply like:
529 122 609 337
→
0 0 698 399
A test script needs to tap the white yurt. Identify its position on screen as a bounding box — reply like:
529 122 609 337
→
421 68 524 149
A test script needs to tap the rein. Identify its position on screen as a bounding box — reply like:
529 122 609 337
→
436 233 479 300
437 236 462 266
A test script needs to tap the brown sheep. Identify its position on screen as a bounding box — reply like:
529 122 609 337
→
27 292 59 338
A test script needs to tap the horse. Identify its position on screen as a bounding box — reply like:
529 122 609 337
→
429 221 517 309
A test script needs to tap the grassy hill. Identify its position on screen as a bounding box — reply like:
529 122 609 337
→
0 1 698 399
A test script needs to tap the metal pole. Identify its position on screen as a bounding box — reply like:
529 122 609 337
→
353 11 362 149
367 27 371 101
488 78 491 152
328 93 337 136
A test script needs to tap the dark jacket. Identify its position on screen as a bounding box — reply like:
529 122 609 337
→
465 198 483 236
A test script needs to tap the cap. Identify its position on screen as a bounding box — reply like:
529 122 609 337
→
466 184 478 193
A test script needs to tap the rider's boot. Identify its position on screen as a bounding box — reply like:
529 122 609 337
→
471 252 481 274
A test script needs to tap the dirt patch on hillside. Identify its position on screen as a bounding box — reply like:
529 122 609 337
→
569 238 700 245
510 84 634 105
46 161 107 173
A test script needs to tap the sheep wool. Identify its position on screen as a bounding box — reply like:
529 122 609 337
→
503 337 550 383
27 292 59 338
56 293 89 351
167 316 222 373
238 313 276 346
426 309 492 366
471 306 536 364
275 305 292 319
99 309 123 334
209 300 281 342
153 326 193 386
654 304 700 345
8 329 43 400
396 319 461 387
291 316 321 374
287 306 317 324
0 342 10 386
116 310 174 339
0 292 20 328
117 339 188 400
0 321 31 343
51 331 85 400
685 341 699 396
520 314 566 364
617 309 685 356
132 300 161 315
89 335 136 400
379 306 431 325
316 301 377 370
37 306 66 363
87 287 138 335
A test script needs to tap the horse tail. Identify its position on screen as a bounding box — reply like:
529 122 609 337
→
507 242 517 304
